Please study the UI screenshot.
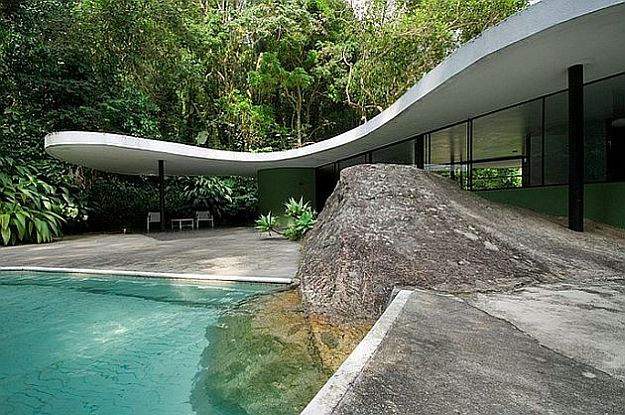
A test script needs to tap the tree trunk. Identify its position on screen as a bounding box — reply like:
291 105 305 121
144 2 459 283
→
296 86 303 147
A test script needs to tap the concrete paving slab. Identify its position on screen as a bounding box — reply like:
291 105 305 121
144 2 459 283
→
302 290 413 414
470 278 625 382
0 227 299 279
331 290 625 415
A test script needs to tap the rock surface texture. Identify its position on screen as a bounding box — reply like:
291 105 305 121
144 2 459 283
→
297 164 625 324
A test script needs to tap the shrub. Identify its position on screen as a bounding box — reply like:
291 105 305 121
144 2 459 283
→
283 209 316 241
86 174 159 230
178 176 233 217
0 156 86 245
221 177 258 225
255 197 317 241
255 212 278 236
173 176 259 225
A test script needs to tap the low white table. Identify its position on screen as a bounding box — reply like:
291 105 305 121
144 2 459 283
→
171 218 194 231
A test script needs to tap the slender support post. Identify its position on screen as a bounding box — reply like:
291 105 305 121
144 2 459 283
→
541 96 546 186
467 120 473 191
158 160 165 231
523 133 531 187
449 134 456 181
568 65 584 232
415 135 424 168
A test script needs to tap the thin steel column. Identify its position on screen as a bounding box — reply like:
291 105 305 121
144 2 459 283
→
449 134 455 181
568 65 584 232
158 160 165 231
541 96 546 186
427 134 432 165
415 135 424 168
467 119 473 191
523 133 531 187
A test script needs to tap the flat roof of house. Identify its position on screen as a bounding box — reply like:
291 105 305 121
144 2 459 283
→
45 0 625 176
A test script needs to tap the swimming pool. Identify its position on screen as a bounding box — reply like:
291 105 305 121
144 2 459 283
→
0 272 277 414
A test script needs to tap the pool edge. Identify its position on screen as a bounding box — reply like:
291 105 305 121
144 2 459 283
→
0 266 293 284
300 289 413 414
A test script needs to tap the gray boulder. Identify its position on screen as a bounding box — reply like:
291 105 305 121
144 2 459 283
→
297 164 625 324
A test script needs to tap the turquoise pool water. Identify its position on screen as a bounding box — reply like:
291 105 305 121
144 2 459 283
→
0 272 277 415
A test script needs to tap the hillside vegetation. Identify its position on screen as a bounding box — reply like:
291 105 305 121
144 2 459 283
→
0 0 526 240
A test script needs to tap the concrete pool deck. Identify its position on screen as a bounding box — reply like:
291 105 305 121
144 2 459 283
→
0 227 300 281
3 229 624 413
306 281 625 414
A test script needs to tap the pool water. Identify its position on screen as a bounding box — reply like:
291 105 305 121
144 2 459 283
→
0 272 277 415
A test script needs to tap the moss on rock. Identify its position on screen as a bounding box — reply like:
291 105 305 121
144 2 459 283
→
191 290 354 414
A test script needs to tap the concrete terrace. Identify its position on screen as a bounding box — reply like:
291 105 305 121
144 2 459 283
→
2 226 624 413
306 283 625 414
0 227 300 279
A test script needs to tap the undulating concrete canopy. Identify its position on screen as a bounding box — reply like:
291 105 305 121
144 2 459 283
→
45 0 625 176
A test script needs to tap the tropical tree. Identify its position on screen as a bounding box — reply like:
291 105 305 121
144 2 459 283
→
0 0 528 239
336 0 527 121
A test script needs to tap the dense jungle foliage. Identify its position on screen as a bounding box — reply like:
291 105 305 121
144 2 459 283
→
0 0 526 244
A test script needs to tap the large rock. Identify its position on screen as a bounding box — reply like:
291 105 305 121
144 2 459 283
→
297 164 625 324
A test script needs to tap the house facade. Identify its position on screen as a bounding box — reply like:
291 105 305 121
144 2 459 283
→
45 0 625 230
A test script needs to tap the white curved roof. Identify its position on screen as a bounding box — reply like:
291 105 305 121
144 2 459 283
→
45 0 625 176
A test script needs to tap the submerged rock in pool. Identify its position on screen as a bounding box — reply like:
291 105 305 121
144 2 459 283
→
190 289 364 415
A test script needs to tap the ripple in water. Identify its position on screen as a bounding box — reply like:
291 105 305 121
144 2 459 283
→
0 272 277 415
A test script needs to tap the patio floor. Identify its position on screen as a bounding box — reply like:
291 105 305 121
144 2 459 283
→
0 227 300 279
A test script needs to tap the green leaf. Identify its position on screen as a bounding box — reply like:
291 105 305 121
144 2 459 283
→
195 130 209 145
12 212 27 240
0 213 9 230
33 219 52 243
1 226 11 246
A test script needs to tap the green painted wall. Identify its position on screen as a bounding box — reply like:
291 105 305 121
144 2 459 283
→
478 186 568 217
257 168 316 217
478 182 625 229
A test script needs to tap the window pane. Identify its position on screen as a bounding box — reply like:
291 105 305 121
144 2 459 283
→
428 123 467 166
529 132 543 186
584 73 625 182
473 100 541 160
471 159 523 190
371 140 415 164
472 99 541 188
338 154 367 171
544 92 569 185
436 163 469 189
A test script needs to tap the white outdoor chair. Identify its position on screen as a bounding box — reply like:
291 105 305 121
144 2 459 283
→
147 212 161 233
195 211 214 229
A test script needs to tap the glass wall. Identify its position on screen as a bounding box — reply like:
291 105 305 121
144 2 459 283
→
315 71 625 202
429 123 467 165
471 99 542 189
470 158 523 190
338 154 367 172
424 122 468 187
544 91 569 185
584 72 625 182
371 140 415 164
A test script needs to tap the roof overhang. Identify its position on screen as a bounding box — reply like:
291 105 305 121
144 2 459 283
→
45 0 625 176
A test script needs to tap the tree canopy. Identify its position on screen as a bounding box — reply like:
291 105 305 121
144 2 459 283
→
0 0 527 240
